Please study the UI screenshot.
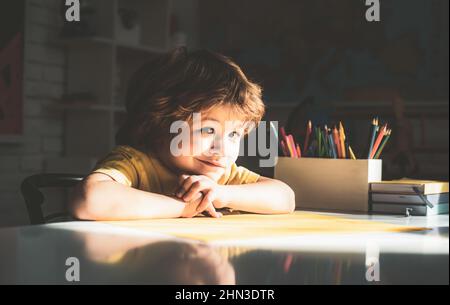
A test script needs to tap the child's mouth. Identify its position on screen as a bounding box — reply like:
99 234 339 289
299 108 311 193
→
196 158 226 169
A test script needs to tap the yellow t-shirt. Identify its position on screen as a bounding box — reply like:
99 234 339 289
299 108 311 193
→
91 145 260 196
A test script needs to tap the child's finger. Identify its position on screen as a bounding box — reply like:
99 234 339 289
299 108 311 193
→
195 190 211 213
176 175 199 198
183 181 206 202
197 191 220 218
206 204 221 218
175 175 188 197
196 192 211 213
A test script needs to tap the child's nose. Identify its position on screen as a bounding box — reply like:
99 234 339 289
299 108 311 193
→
209 136 225 155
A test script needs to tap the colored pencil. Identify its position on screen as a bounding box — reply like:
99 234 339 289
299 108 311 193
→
280 126 287 140
339 122 346 159
370 124 387 159
287 134 298 158
348 145 357 160
285 136 294 158
280 140 288 157
322 126 329 157
333 126 342 158
367 118 379 159
308 140 318 157
303 120 312 154
374 129 392 159
285 139 294 157
328 133 337 159
317 128 323 157
296 143 302 158
278 121 367 160
280 127 293 157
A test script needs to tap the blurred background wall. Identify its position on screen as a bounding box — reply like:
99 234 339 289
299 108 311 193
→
1 0 66 226
0 0 448 226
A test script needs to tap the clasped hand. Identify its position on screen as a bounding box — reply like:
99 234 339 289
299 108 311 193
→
175 174 227 218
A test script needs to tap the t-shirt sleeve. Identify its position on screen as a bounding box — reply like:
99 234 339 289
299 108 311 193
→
223 163 261 185
91 147 139 187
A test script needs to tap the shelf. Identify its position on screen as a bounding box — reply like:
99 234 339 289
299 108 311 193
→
412 147 450 154
47 102 126 113
0 135 23 144
60 36 114 49
116 42 167 55
60 36 169 55
61 0 172 159
266 100 450 108
61 36 168 53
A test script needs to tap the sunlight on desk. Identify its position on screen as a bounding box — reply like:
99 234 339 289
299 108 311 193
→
104 211 426 242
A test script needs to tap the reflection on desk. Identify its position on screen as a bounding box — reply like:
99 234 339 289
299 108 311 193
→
0 212 448 285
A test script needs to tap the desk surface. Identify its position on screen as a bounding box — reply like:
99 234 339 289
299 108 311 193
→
0 211 448 285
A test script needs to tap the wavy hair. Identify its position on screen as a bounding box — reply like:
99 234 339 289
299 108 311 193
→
115 47 265 152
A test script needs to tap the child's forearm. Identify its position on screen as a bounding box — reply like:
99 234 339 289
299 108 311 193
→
217 177 295 214
70 180 186 221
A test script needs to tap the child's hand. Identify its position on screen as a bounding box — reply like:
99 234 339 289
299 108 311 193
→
179 192 220 218
176 175 227 217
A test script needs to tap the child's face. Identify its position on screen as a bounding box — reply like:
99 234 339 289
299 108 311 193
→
164 105 248 181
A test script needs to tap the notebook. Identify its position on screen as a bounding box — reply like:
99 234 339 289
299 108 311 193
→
371 202 449 216
371 193 449 205
370 179 449 195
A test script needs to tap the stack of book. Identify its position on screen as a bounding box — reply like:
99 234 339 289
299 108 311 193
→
370 179 449 216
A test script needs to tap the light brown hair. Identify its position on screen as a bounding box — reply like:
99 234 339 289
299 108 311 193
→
116 47 265 153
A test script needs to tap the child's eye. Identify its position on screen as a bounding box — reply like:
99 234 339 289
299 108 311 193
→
229 131 241 139
201 127 215 135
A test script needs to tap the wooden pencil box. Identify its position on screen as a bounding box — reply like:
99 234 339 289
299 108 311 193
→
274 157 382 213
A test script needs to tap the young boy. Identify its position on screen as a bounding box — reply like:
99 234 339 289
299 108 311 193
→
69 48 295 220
